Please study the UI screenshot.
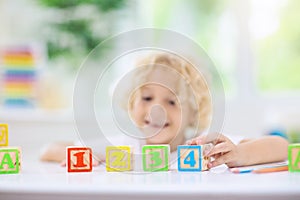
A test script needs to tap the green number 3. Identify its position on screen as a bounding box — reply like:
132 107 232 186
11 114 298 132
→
149 150 162 167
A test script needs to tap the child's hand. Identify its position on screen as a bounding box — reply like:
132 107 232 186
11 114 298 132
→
187 134 242 168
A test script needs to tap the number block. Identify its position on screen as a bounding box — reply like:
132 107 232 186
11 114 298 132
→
288 143 300 172
202 155 210 171
67 147 92 173
0 124 8 146
106 146 133 172
142 145 169 172
178 145 201 171
178 145 210 172
0 147 21 174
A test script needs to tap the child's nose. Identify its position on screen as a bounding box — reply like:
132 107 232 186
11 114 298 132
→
147 104 167 125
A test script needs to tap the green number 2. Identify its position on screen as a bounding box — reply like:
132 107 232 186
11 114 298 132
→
184 150 196 167
149 150 162 167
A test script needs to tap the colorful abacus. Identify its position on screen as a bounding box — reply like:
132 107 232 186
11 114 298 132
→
0 124 21 174
0 47 38 107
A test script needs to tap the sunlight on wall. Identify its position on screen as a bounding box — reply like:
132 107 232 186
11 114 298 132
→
250 0 287 39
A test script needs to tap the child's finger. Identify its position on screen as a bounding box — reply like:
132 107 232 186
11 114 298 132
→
186 139 195 145
187 135 207 145
186 138 198 145
212 134 228 144
92 158 100 166
60 159 66 167
206 142 232 156
209 152 231 168
212 153 222 160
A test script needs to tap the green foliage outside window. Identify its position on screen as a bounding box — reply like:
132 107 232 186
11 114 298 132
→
38 0 126 70
255 0 300 91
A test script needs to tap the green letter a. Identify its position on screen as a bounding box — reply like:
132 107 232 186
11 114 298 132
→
294 151 300 169
0 153 14 169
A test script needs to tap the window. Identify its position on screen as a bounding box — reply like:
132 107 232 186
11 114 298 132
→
137 0 237 94
251 0 300 92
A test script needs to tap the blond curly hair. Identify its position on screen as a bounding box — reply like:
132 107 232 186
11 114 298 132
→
124 52 212 133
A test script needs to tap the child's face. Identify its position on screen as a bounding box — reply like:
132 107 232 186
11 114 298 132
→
130 82 192 145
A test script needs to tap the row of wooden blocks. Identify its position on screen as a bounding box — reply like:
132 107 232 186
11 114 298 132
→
67 142 300 173
1 123 300 174
67 145 211 172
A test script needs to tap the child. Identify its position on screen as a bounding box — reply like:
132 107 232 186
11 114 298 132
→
40 52 212 166
40 52 289 169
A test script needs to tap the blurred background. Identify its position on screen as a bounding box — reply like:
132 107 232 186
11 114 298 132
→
0 0 299 157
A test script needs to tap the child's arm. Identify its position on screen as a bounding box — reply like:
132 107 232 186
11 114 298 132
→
230 136 288 167
187 134 289 168
40 141 74 163
40 141 102 166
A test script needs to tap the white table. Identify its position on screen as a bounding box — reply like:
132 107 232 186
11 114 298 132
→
2 111 298 199
0 160 300 200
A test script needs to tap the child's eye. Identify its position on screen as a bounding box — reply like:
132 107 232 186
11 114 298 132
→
142 96 152 101
169 100 176 106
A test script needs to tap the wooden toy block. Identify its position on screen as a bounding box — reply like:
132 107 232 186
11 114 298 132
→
178 145 211 172
106 146 133 172
178 145 201 171
202 155 210 171
67 147 92 173
0 124 8 146
288 143 300 172
0 147 21 174
142 145 169 172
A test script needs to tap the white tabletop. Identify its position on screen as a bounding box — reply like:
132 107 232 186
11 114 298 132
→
0 160 300 200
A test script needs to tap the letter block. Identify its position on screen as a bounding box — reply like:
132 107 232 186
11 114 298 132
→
0 124 8 146
106 146 133 172
142 145 169 172
178 145 210 172
0 147 21 174
288 143 300 172
67 147 92 173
